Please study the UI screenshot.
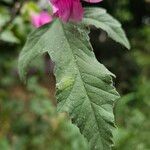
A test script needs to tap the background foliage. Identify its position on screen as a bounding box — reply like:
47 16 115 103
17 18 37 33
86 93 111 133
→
0 0 150 149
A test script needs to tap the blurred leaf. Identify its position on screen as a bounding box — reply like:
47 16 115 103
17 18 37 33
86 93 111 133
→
30 99 54 116
0 30 20 43
1 0 12 3
0 96 89 150
0 7 9 27
21 2 40 21
0 138 10 150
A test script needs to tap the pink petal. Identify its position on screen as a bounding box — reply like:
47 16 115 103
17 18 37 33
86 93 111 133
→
50 0 83 22
83 0 102 3
31 11 53 28
49 0 102 22
31 15 41 28
70 0 83 22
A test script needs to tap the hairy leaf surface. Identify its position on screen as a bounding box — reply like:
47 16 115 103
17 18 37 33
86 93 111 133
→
19 19 119 150
83 7 130 49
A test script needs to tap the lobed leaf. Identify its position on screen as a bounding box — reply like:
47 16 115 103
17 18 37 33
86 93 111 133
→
18 19 120 150
83 7 130 49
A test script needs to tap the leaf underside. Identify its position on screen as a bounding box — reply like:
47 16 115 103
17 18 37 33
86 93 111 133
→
19 19 120 150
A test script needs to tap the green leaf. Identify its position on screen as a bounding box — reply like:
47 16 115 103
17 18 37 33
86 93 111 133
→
0 97 89 150
0 30 20 43
83 7 130 49
18 19 119 150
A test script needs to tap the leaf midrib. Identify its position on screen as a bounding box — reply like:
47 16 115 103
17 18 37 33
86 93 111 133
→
83 13 130 49
83 18 122 38
59 22 105 148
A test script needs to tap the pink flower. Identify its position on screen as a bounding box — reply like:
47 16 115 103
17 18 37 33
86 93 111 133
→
50 0 102 22
31 11 53 28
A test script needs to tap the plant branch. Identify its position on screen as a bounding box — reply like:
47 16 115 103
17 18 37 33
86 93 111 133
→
0 0 24 34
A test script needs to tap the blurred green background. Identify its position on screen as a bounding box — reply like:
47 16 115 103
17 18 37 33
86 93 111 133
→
0 0 150 149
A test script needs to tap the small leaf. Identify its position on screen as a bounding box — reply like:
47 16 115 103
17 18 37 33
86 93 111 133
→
18 20 120 150
0 30 20 43
83 7 130 49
